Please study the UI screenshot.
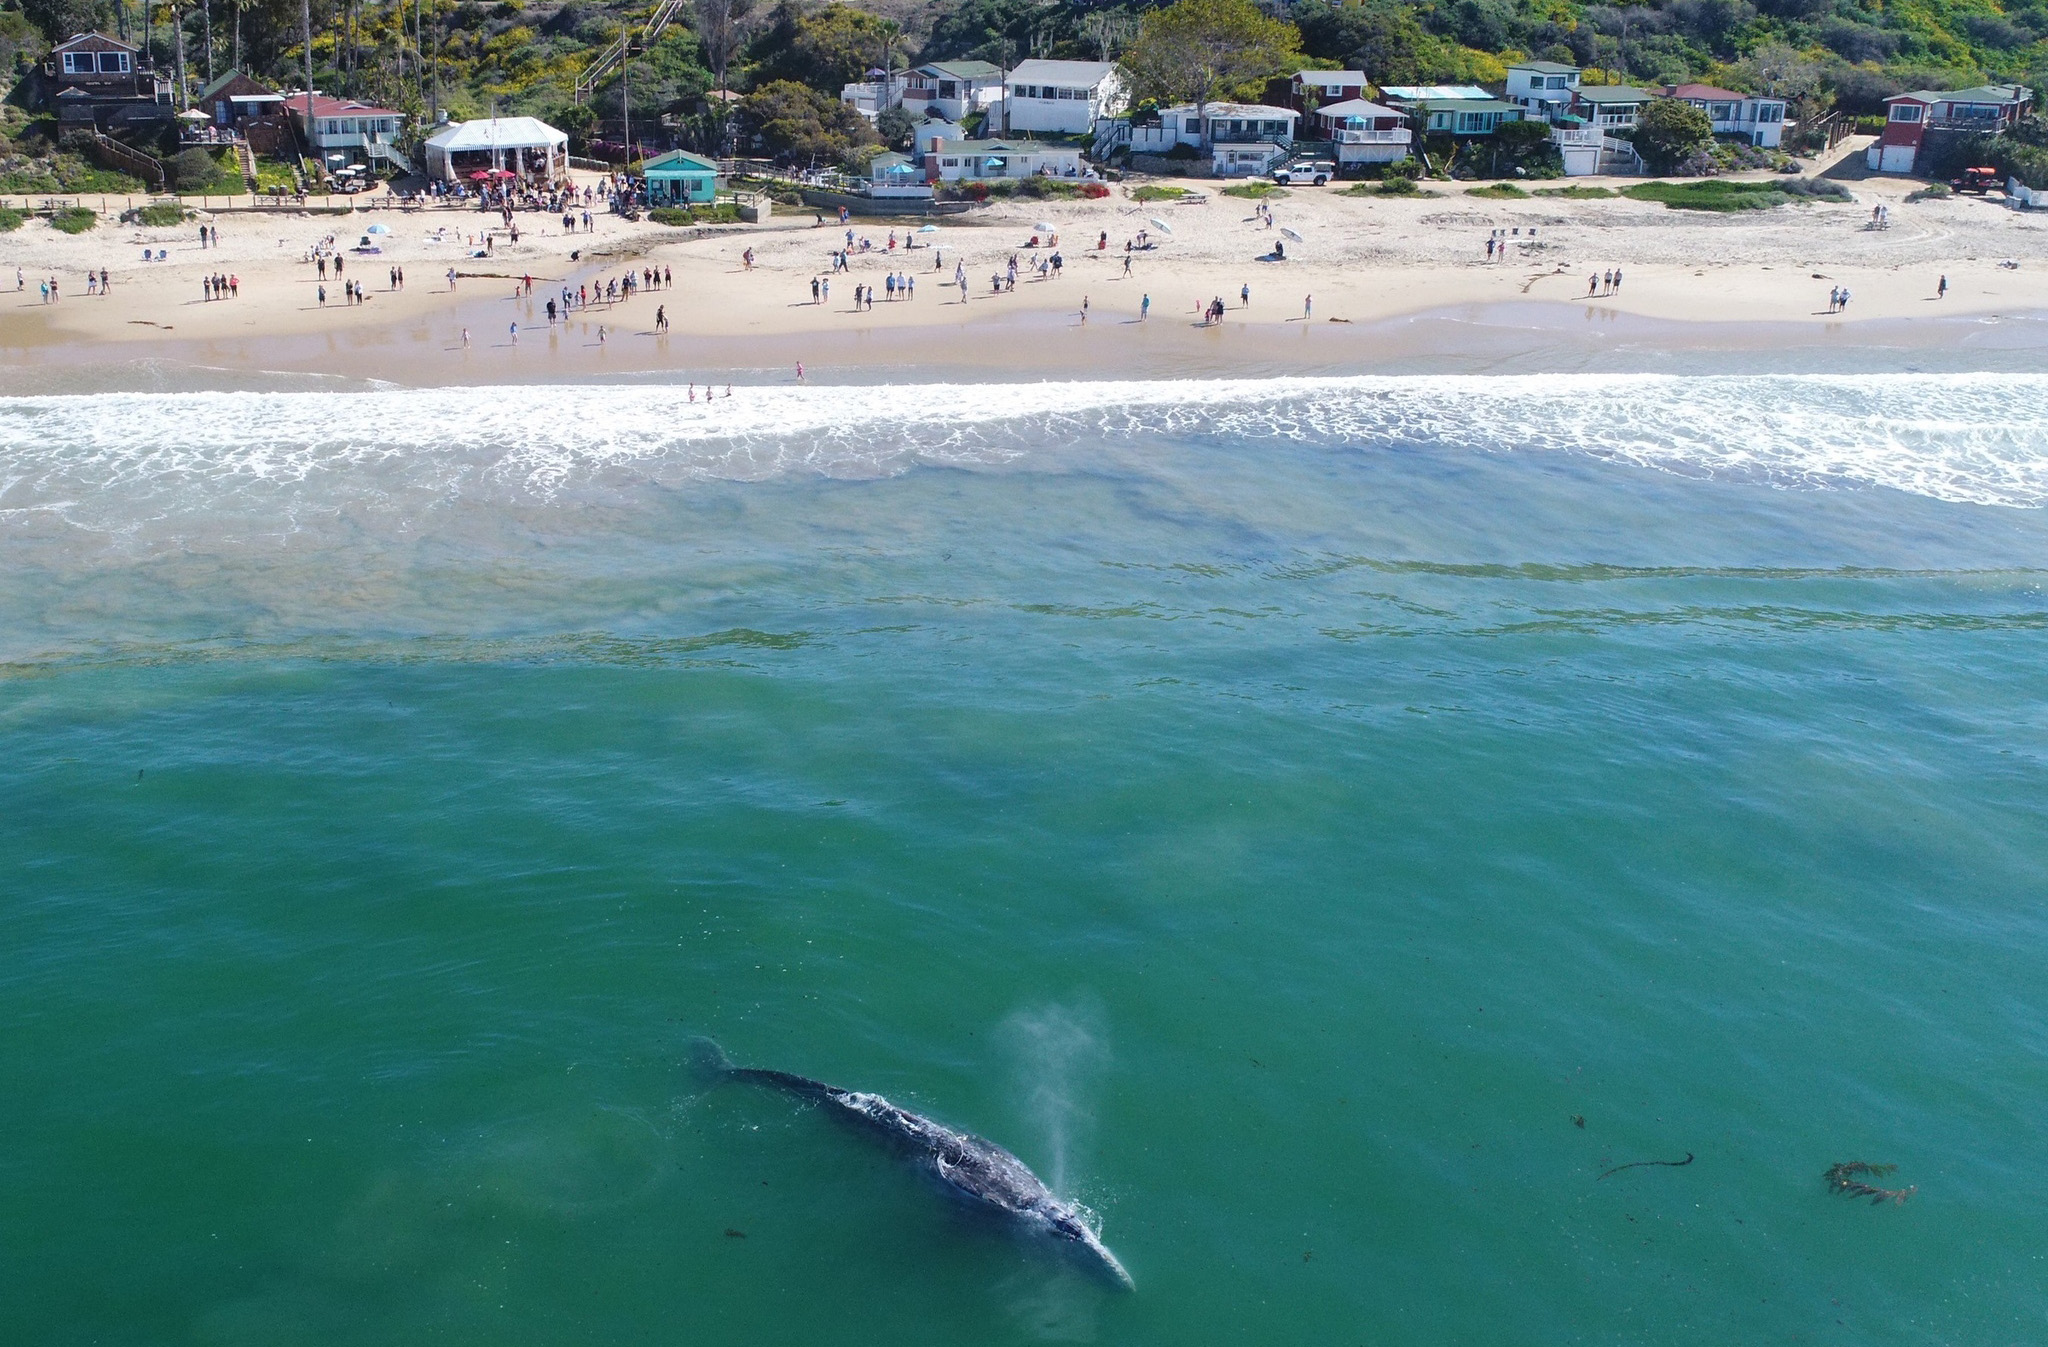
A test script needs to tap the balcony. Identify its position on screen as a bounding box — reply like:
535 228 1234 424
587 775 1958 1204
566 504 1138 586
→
1333 128 1410 145
1551 125 1602 146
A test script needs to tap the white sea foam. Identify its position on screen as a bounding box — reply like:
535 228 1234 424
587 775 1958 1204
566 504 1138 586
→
1 374 2044 539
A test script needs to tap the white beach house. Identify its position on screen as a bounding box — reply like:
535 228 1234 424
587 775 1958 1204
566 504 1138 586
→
1505 60 1580 122
1003 59 1125 135
1124 102 1301 175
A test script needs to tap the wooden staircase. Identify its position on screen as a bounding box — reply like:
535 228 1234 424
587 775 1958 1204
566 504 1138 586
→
236 140 259 195
574 0 688 103
89 134 166 192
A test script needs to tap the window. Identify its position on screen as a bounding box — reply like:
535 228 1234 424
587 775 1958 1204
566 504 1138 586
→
1708 102 1735 121
1758 104 1782 124
99 52 130 73
62 51 93 74
1547 75 1568 89
1889 103 1923 122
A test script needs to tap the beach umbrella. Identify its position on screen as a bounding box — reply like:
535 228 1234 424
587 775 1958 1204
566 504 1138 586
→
177 108 208 121
1147 217 1173 234
1033 220 1057 232
365 223 391 234
1280 226 1304 243
916 224 939 233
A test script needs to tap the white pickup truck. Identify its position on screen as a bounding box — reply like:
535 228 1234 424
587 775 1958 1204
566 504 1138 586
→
1272 160 1336 186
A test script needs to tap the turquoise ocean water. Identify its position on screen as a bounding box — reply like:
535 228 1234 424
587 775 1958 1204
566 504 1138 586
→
4 372 2046 1343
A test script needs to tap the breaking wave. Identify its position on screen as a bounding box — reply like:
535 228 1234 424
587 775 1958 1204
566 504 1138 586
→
1 374 2044 540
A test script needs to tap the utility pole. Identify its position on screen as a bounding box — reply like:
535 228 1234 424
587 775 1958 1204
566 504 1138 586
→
302 0 314 174
174 3 187 109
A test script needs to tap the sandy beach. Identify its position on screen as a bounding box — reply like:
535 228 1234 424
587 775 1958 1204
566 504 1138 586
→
4 164 2047 384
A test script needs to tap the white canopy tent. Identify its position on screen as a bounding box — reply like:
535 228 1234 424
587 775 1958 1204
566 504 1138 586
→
422 116 570 182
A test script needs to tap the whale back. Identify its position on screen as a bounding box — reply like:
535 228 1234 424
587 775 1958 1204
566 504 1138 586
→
691 1040 1133 1288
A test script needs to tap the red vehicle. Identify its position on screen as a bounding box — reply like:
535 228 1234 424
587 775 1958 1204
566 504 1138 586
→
1951 166 2001 194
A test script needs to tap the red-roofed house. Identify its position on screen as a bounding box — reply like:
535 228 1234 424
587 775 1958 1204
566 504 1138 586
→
289 94 411 174
1864 85 2034 174
1663 83 1788 147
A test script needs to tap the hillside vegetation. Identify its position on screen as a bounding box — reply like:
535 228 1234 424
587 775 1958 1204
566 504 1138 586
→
1 0 2042 159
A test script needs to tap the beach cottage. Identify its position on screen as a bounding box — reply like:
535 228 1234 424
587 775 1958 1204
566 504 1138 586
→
1290 70 1371 109
1124 102 1301 175
422 116 568 182
1865 84 2034 174
1314 99 1411 167
641 149 721 204
1570 85 1655 131
1003 60 1126 135
41 32 172 131
1662 84 1788 147
1505 60 1580 121
923 138 1090 182
901 61 1004 122
294 95 411 175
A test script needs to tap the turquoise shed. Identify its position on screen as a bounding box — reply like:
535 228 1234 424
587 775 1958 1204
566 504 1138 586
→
643 149 722 205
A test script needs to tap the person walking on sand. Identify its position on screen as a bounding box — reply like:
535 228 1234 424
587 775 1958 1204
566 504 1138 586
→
1141 293 1150 321
1938 273 1948 299
317 283 326 306
461 327 470 347
1303 294 1312 320
796 361 805 382
1080 294 1089 324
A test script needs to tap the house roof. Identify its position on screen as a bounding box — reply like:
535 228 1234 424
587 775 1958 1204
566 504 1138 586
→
1574 85 1654 103
642 149 719 175
1006 59 1117 86
298 95 404 119
1510 60 1578 74
1425 99 1515 113
1379 85 1493 102
197 68 278 101
1891 83 2031 105
932 139 1081 154
56 31 139 52
1296 70 1366 83
918 60 1001 81
423 116 566 150
1317 98 1405 120
1666 83 1749 102
1180 102 1300 120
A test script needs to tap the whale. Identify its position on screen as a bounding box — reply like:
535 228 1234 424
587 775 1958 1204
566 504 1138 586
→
689 1039 1132 1288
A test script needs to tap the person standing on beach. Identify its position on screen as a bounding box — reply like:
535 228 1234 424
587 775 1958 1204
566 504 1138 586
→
317 283 326 306
1080 294 1089 324
1141 293 1150 321
1303 294 1312 320
1938 274 1948 299
1241 283 1250 308
510 322 519 345
796 361 805 382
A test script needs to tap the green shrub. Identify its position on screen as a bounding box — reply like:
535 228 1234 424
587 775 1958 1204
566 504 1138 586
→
1905 182 1952 202
1129 183 1192 202
1534 184 1617 198
1620 179 1848 211
0 206 22 231
648 203 742 225
127 201 189 226
47 206 97 233
1221 180 1286 198
1467 182 1530 199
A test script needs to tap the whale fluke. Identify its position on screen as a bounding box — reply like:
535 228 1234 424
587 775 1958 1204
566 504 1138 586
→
689 1039 1133 1289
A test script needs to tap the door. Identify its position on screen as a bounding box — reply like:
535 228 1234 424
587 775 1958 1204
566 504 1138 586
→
1878 143 1916 174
